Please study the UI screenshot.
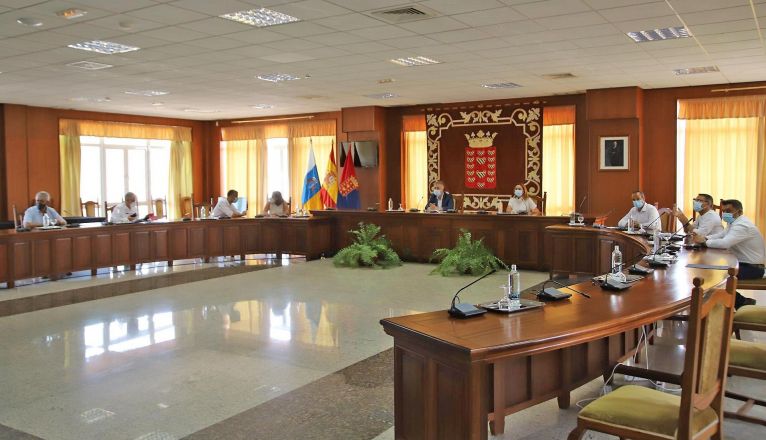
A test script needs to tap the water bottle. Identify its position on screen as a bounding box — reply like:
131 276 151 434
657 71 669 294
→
509 265 521 300
388 198 393 211
627 214 634 233
653 228 661 254
200 206 206 219
611 245 623 274
43 213 50 227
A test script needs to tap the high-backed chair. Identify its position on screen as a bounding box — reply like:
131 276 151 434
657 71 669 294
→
453 194 464 213
180 196 193 218
103 202 117 221
530 191 547 215
658 205 676 232
152 198 167 218
80 198 99 217
568 272 737 440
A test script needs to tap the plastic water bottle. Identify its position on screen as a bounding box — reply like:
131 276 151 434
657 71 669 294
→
509 265 521 300
200 206 206 219
627 214 634 233
388 198 393 211
42 213 50 227
653 228 661 254
611 245 623 274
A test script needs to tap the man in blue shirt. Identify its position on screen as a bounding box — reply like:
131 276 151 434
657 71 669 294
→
23 191 66 228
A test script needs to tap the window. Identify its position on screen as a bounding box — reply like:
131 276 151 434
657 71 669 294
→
266 138 289 200
79 136 171 216
542 106 576 216
403 131 428 209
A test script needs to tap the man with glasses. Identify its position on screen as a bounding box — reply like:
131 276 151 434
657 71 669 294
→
673 193 723 237
694 199 763 309
23 191 66 228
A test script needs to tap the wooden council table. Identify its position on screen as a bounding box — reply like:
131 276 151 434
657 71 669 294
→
380 226 738 439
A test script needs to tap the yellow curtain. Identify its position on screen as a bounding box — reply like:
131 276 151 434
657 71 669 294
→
404 131 428 209
289 136 335 209
542 124 575 216
683 117 762 234
221 140 267 215
679 96 766 237
63 119 192 142
58 120 82 216
168 137 193 220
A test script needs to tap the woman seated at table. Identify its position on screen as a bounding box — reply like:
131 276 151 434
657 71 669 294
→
263 191 287 216
506 184 540 215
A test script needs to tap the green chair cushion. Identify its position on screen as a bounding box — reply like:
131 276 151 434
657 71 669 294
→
734 305 766 325
729 339 766 371
579 385 718 438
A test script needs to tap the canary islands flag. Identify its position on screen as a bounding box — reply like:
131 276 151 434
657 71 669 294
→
337 143 360 209
319 144 337 208
301 145 324 211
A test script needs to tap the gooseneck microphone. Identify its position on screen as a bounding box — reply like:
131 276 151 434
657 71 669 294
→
539 278 590 299
448 269 497 318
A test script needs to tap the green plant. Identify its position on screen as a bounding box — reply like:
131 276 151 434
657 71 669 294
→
431 229 508 276
333 222 402 269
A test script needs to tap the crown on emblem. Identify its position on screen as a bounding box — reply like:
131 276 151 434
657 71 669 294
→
464 130 498 148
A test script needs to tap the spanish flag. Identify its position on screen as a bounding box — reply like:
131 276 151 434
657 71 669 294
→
301 145 324 211
319 144 337 208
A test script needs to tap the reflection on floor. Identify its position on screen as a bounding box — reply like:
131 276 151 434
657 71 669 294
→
0 259 763 440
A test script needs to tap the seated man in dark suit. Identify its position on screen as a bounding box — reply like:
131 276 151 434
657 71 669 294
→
425 180 454 212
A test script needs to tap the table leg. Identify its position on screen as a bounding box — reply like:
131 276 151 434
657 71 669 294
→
489 362 506 435
558 347 572 409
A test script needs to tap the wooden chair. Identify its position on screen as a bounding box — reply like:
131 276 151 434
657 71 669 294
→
180 196 192 218
530 191 547 215
80 198 99 217
152 198 167 218
658 205 676 232
569 271 737 440
453 194 464 213
103 202 117 221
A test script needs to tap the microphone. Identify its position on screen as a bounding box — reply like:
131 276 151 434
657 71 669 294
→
577 195 587 213
539 278 590 300
448 269 496 318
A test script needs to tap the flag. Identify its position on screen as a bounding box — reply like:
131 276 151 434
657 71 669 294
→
319 144 338 208
301 144 324 211
337 142 361 209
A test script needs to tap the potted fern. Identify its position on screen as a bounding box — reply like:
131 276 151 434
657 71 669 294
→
333 222 402 269
431 229 508 276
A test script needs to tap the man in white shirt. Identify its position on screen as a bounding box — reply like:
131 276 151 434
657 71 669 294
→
694 199 764 308
23 191 66 228
617 191 660 232
673 193 723 237
111 192 141 223
211 189 246 218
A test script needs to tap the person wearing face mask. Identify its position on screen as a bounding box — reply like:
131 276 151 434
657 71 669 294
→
111 192 150 223
211 189 246 218
23 191 66 228
506 184 540 215
694 199 763 309
425 180 454 212
673 193 723 237
617 190 660 232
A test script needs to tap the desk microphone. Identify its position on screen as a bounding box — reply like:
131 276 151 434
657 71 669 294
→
448 269 496 318
539 278 590 300
577 195 587 213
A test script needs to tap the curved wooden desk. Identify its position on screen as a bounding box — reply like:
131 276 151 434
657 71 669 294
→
0 217 332 288
380 226 738 440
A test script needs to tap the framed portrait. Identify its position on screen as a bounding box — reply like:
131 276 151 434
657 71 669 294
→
599 136 629 170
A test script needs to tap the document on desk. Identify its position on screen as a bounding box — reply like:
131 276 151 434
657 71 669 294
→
686 263 730 270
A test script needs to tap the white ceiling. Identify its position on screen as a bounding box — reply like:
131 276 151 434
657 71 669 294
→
0 0 765 120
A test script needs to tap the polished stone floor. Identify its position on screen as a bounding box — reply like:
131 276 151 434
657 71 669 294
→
0 259 763 440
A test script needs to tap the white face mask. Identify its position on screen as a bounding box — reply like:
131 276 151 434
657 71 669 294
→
514 189 523 197
433 189 443 197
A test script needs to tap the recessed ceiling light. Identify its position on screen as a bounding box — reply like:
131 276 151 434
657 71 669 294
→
250 104 273 109
482 82 522 89
673 66 719 75
184 108 219 113
390 56 442 66
66 61 113 70
364 92 399 99
627 26 690 43
377 78 396 84
256 73 301 83
57 8 87 19
16 17 43 27
68 40 140 54
124 90 169 97
151 102 164 106
69 96 111 103
220 8 300 27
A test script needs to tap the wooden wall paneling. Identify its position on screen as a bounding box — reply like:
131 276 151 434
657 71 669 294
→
435 362 469 439
189 226 206 257
550 235 573 276
52 237 73 274
241 222 260 254
418 218 451 261
385 108 403 206
93 234 112 268
3 105 29 219
0 105 5 220
573 236 596 275
151 229 169 261
206 225 223 257
25 107 62 210
72 235 91 269
223 225 241 255
0 243 7 281
586 87 641 120
397 347 427 439
341 106 380 132
260 222 281 253
169 227 188 260
12 242 31 279
112 232 130 265
132 230 151 263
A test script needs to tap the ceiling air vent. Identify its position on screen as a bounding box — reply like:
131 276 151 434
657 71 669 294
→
369 5 439 24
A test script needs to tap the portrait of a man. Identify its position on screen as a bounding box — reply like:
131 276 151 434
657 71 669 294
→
600 137 629 170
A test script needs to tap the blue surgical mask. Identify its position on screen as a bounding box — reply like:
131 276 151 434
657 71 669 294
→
692 200 703 212
514 189 523 197
722 212 735 224
633 200 644 209
433 189 443 197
